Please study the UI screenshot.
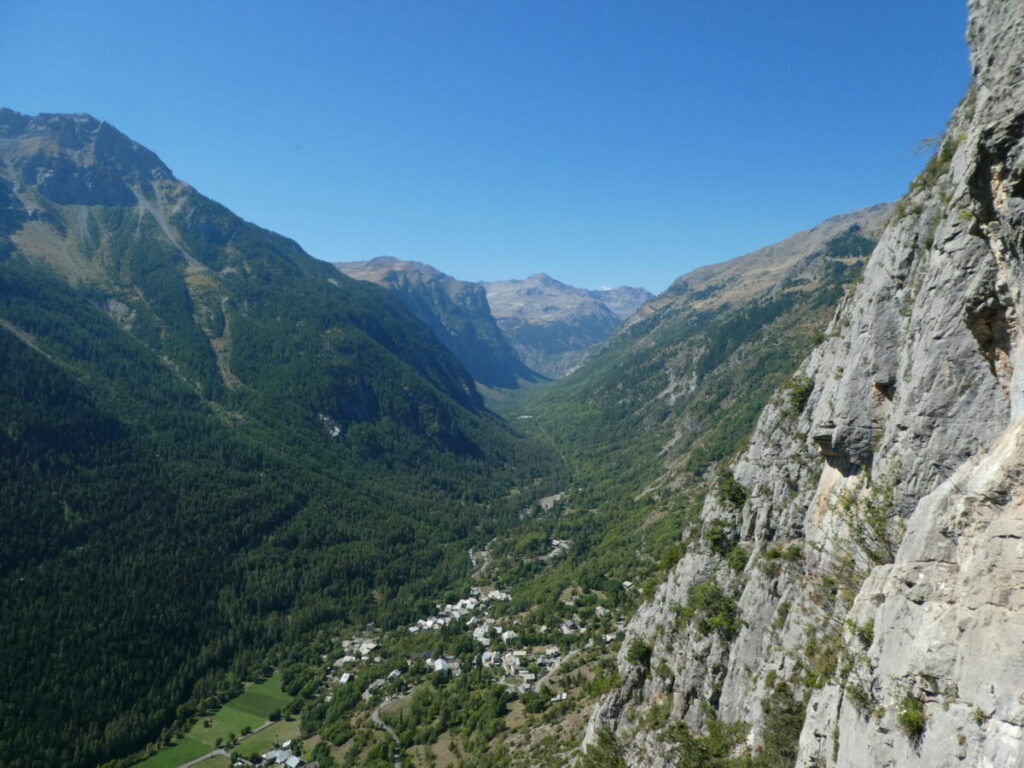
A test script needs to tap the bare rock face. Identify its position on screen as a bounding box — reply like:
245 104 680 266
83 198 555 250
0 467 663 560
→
0 110 173 207
336 256 540 389
585 1 1024 765
483 273 652 378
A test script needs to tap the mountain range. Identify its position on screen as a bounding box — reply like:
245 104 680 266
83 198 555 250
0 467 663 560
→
483 274 652 378
336 257 652 385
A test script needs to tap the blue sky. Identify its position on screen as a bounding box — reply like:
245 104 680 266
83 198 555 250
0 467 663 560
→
3 1 969 293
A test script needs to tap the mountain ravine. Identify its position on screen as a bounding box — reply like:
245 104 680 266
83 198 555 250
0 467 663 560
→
335 256 540 389
336 258 652 387
484 273 652 378
584 1 1024 766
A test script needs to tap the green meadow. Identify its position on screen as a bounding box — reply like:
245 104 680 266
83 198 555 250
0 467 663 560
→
135 673 292 768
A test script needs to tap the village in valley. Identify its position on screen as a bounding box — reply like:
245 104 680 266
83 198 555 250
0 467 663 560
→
279 535 636 768
326 581 625 697
134 479 653 768
141 522 641 768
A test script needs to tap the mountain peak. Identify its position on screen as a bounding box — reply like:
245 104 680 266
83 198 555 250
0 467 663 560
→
338 255 447 283
523 272 572 290
0 108 174 206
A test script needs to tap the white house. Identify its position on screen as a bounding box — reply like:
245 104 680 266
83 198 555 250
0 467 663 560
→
501 652 520 676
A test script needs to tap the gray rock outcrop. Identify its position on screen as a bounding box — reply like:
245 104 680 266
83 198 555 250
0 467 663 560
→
484 273 652 377
336 256 540 389
585 1 1024 765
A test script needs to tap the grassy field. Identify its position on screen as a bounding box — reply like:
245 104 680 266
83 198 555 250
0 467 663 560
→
381 689 417 722
190 757 230 768
191 706 264 749
233 719 301 756
231 672 292 718
135 673 293 768
134 738 210 768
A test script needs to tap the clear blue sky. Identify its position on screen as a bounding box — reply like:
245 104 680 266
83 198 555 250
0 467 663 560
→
2 1 969 293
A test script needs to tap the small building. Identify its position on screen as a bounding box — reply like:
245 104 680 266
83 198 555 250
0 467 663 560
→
263 750 303 767
501 652 520 676
358 640 380 656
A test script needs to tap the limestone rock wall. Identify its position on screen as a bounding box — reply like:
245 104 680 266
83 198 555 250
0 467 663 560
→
585 1 1024 765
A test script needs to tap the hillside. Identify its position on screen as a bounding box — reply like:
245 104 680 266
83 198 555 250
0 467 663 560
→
0 110 556 768
584 1 1024 766
506 204 891 501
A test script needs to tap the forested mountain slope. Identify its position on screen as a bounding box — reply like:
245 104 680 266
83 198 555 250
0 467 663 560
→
584 1 1024 765
0 110 555 768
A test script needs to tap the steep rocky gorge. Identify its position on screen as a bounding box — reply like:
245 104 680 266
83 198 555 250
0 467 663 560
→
586 1 1024 765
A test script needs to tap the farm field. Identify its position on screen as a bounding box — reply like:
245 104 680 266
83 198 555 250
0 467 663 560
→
133 738 210 768
135 673 292 768
233 719 301 757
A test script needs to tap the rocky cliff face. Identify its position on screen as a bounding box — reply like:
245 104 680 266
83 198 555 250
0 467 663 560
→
336 256 540 389
589 285 654 322
585 1 1024 765
484 273 652 377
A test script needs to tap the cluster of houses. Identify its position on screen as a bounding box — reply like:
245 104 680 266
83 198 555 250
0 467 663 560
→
232 742 315 768
476 646 563 687
319 576 629 709
542 538 572 560
407 587 511 635
258 747 303 767
327 637 382 686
